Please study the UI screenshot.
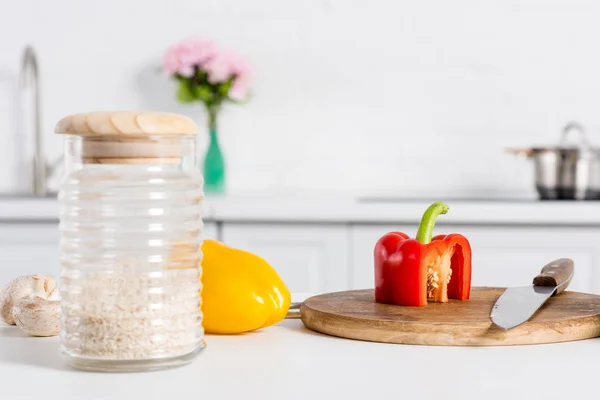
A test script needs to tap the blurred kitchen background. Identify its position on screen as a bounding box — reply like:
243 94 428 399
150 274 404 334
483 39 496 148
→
7 0 595 198
3 0 600 297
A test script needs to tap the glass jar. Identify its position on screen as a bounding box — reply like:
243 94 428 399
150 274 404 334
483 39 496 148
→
55 111 205 372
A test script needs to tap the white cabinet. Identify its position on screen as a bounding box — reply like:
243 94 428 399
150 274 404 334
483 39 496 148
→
0 223 60 286
221 223 349 294
0 221 220 288
449 225 597 293
350 224 600 294
2 218 599 298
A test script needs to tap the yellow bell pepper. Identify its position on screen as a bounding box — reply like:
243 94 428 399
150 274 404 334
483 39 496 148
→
200 239 291 334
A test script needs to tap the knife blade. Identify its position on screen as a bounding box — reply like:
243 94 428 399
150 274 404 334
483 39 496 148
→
490 258 574 330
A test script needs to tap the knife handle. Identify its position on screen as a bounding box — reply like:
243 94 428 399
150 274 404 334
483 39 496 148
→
532 258 574 295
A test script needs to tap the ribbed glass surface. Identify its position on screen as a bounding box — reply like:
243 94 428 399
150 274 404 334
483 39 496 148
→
58 165 204 367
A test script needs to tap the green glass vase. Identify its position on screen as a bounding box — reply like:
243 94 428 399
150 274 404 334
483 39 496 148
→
202 123 225 195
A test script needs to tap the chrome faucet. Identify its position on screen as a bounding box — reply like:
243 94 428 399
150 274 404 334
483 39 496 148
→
19 45 60 197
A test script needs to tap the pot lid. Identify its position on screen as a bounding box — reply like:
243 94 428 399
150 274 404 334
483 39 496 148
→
507 122 600 155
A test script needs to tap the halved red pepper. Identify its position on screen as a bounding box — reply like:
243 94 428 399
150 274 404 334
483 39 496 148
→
374 202 472 307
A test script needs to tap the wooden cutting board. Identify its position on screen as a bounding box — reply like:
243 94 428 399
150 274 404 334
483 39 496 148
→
299 287 600 346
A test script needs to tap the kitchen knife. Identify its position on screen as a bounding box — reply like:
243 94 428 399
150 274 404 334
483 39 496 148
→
286 302 302 318
490 258 574 330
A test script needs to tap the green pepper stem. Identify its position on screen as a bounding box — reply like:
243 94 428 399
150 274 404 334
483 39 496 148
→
415 202 450 244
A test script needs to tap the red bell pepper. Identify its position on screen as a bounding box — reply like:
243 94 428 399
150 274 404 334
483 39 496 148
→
374 201 472 307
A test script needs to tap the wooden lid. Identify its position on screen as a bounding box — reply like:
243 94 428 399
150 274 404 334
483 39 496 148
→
56 111 199 164
54 111 198 136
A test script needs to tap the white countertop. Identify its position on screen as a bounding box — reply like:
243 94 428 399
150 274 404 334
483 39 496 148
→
4 192 600 226
206 194 600 225
0 317 598 400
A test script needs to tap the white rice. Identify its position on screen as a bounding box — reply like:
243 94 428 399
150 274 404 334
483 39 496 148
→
61 267 203 360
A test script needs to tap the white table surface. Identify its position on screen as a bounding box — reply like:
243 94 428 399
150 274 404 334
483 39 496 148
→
0 316 598 400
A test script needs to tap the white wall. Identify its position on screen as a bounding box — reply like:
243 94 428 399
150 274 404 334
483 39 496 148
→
2 0 599 198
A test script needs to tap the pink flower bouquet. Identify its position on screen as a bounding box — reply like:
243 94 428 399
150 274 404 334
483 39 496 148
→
163 37 252 126
162 37 252 194
163 38 250 193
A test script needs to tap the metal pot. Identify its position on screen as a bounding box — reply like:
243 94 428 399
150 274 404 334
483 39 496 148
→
508 122 600 200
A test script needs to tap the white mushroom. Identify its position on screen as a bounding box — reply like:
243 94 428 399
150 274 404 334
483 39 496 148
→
13 296 61 337
0 275 59 325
